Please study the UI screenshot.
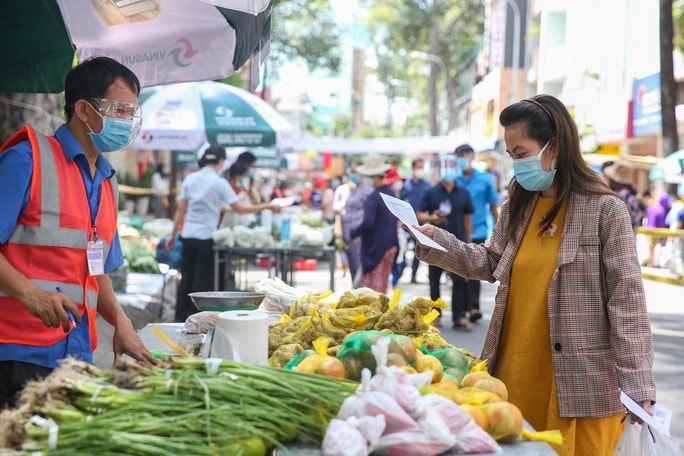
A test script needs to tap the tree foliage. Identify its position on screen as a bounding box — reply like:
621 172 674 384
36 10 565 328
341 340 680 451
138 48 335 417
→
271 0 343 74
362 0 485 135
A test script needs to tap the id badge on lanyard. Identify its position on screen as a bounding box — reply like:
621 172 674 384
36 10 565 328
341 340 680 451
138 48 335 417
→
87 225 104 276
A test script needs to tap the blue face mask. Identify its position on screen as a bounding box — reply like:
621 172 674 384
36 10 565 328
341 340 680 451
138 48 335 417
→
86 105 140 153
456 157 470 172
442 168 461 183
349 173 360 184
512 140 556 191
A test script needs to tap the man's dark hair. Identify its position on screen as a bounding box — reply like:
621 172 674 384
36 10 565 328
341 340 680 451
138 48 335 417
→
64 56 140 121
227 161 248 179
453 144 474 155
236 151 257 166
199 145 226 167
411 158 424 168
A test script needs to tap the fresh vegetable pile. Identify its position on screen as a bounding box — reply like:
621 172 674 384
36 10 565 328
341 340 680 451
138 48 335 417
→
0 357 356 455
120 238 159 273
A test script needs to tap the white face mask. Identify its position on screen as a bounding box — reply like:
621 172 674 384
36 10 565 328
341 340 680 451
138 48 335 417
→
391 181 403 193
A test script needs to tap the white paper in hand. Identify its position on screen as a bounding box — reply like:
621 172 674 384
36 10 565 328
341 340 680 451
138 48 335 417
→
620 390 672 436
271 196 297 208
380 193 447 252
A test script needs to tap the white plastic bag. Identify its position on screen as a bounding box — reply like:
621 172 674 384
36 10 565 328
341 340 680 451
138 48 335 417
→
614 420 682 456
322 415 386 456
639 422 682 456
369 337 423 414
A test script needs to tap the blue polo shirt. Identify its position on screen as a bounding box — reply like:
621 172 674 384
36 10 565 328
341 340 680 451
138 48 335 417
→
457 169 499 240
419 183 474 241
401 177 431 210
0 124 124 368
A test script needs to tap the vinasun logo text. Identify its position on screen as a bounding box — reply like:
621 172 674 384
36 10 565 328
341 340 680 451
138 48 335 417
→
120 38 198 68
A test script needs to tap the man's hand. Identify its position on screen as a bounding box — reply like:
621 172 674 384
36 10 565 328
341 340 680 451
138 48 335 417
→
23 288 82 333
112 314 157 365
431 210 447 225
164 235 176 251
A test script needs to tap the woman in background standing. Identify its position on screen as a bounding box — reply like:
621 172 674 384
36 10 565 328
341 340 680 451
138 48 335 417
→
166 146 280 322
350 155 399 293
341 163 372 287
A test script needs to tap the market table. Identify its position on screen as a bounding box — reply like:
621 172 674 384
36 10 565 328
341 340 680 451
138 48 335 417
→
213 244 336 291
140 323 556 456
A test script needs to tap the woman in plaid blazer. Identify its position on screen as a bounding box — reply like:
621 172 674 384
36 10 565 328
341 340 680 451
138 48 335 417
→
415 95 655 455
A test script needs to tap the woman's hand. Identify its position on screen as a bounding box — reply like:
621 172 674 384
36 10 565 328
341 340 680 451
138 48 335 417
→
630 401 654 424
405 223 436 250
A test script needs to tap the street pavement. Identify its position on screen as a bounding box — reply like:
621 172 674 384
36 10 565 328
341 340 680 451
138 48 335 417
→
99 253 684 446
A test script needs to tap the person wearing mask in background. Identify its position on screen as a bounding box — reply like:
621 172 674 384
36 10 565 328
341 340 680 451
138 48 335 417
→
644 192 670 268
151 163 170 219
602 161 641 236
166 146 281 323
219 161 252 229
384 167 409 289
235 150 260 203
312 178 335 224
333 173 352 278
350 155 399 293
413 95 655 455
341 163 372 287
454 144 500 323
400 158 432 284
0 56 156 408
417 157 474 329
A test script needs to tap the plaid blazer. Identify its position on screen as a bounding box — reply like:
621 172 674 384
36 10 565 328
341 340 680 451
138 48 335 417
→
420 190 656 417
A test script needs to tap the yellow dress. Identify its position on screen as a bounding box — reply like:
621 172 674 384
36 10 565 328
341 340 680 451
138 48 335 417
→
493 197 624 455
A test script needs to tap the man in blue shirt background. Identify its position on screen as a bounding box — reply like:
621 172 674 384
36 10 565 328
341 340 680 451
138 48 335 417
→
454 144 499 323
418 160 474 329
400 158 432 284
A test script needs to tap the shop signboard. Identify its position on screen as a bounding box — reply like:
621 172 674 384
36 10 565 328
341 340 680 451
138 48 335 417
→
631 73 661 136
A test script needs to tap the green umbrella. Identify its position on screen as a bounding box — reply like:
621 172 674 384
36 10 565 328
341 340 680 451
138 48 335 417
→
0 0 272 93
133 80 296 152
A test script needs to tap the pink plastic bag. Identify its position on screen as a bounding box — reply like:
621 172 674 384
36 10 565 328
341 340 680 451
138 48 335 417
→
418 394 501 454
371 429 454 456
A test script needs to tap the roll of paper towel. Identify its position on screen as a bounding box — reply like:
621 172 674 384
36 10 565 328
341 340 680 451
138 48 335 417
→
209 310 269 365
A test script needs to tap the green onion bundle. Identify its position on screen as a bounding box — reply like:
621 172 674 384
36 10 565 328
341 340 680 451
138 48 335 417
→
0 357 357 455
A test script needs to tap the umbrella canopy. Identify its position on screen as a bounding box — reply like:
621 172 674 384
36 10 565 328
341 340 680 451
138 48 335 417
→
650 149 684 184
0 0 271 93
132 81 296 153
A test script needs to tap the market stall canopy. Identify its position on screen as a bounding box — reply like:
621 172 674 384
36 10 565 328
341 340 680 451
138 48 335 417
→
0 0 272 93
650 149 684 183
133 81 296 153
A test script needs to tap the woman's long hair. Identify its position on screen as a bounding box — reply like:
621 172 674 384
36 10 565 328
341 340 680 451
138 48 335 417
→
499 94 613 243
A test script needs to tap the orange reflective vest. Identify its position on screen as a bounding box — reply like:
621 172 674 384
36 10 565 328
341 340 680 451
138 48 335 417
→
0 126 118 350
